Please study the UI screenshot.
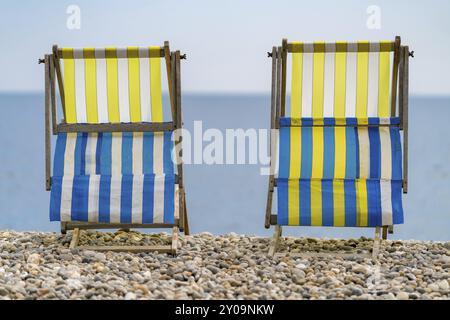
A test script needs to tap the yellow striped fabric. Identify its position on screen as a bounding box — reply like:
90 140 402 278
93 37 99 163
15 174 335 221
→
378 41 392 117
289 41 394 119
61 48 76 123
127 47 141 122
84 48 98 123
290 42 303 118
105 48 120 122
312 42 325 118
333 42 347 118
310 179 323 226
356 179 368 227
334 127 346 179
60 46 165 124
356 42 369 118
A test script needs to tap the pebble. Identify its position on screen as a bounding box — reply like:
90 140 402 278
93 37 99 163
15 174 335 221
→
59 254 73 261
0 230 448 300
27 253 41 265
124 292 136 300
352 264 369 275
396 291 409 300
428 283 440 292
438 280 449 291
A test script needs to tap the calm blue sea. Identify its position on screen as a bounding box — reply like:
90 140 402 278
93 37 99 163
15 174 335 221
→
0 93 449 241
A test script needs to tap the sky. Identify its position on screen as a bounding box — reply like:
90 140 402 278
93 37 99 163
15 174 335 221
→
0 0 449 95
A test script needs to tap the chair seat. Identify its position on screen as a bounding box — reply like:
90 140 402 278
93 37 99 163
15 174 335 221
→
277 178 403 227
276 116 404 227
50 174 178 223
50 131 177 224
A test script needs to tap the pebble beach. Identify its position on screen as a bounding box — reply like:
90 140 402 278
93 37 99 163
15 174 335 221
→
0 230 449 300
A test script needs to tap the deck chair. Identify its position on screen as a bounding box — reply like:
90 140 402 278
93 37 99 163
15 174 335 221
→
41 42 189 254
265 37 411 258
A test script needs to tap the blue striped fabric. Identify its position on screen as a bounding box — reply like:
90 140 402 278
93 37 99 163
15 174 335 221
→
50 174 176 224
276 117 404 227
277 179 403 227
50 132 177 224
278 125 402 180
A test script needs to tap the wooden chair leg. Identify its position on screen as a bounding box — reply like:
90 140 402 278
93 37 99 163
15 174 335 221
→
382 226 388 240
61 222 67 234
69 228 80 249
183 195 190 236
171 226 179 255
268 225 282 257
372 227 381 259
388 225 394 234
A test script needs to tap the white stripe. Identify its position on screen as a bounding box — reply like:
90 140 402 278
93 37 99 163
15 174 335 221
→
345 43 358 117
131 175 143 223
85 133 97 175
138 47 149 58
111 133 122 175
367 43 380 117
109 176 121 223
301 44 314 117
153 175 165 223
95 49 109 123
139 48 152 122
60 175 74 222
380 118 390 125
63 133 77 175
153 132 164 174
133 132 143 174
88 175 100 222
174 184 180 219
323 43 335 117
117 49 130 122
379 127 392 180
73 50 87 123
380 180 393 226
358 128 370 178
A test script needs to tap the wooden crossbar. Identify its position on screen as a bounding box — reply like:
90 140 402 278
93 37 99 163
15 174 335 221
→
57 122 174 133
69 227 179 254
268 226 382 260
63 222 179 231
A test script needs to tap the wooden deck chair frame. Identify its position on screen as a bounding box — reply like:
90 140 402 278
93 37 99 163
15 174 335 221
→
41 42 189 254
265 36 412 258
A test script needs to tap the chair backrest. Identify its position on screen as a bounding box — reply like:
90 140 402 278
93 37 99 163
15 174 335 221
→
59 46 167 124
288 41 396 119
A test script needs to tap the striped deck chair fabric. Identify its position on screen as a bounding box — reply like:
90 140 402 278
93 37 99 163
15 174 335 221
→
60 47 165 124
49 47 178 224
277 41 404 227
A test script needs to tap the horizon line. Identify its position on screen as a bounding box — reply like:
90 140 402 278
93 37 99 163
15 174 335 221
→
0 90 450 99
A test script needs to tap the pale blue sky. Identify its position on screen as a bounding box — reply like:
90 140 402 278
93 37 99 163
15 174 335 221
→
0 0 449 94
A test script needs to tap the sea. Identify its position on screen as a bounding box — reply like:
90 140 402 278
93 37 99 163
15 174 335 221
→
0 93 449 241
